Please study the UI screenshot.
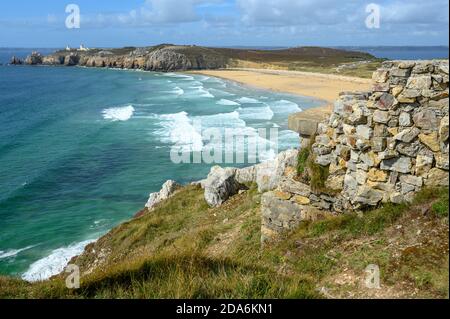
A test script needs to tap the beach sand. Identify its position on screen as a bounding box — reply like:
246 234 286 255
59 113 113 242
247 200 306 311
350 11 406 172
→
191 68 371 104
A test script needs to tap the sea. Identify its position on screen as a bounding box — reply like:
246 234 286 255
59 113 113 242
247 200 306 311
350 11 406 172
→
0 48 325 281
0 45 447 281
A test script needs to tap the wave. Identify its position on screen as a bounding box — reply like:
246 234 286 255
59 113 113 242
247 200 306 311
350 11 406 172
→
209 88 236 97
196 87 214 98
164 73 194 81
171 87 185 96
153 112 204 152
237 106 274 120
270 100 302 113
196 111 246 128
216 99 241 106
21 239 96 282
0 245 36 260
102 105 135 122
237 97 261 104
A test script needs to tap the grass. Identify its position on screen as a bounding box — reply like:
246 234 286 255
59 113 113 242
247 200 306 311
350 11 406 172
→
296 138 330 193
0 185 448 299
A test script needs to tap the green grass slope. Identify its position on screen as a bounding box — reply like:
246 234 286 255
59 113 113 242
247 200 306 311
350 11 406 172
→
0 183 448 299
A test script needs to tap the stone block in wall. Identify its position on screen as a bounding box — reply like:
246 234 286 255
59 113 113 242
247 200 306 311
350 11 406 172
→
439 116 449 142
372 69 389 83
390 67 411 78
372 83 390 92
424 168 449 186
372 137 387 152
261 191 302 242
396 141 423 157
435 153 449 170
412 62 434 74
415 154 434 176
373 110 390 124
394 127 420 143
374 124 390 137
278 178 311 197
407 75 432 90
380 156 412 174
367 168 388 182
354 186 384 206
375 93 397 110
419 132 440 152
356 125 373 140
399 112 412 126
413 109 439 130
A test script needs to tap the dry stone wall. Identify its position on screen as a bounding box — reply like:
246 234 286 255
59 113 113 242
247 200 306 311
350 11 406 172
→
311 60 449 212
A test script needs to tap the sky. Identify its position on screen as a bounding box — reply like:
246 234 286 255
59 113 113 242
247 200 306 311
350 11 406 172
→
0 0 448 48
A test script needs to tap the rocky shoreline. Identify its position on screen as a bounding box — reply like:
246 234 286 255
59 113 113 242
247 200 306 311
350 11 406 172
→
9 45 229 72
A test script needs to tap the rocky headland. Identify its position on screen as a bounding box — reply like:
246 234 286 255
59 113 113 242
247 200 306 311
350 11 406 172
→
11 45 378 73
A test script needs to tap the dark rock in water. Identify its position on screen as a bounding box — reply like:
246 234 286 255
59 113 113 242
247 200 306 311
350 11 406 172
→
25 51 43 65
10 56 23 65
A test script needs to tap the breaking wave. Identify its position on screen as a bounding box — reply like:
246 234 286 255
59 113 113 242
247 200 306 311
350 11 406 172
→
102 105 135 121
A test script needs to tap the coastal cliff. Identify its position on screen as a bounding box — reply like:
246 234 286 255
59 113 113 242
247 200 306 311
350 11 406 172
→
13 45 379 74
1 59 448 299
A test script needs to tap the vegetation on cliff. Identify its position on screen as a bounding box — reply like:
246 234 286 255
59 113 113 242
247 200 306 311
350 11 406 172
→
1 184 447 299
22 45 382 78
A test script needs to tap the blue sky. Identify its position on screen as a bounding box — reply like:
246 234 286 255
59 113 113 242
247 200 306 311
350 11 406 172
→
0 0 448 48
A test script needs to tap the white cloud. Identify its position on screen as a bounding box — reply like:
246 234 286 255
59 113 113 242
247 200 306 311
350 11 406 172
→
236 0 449 27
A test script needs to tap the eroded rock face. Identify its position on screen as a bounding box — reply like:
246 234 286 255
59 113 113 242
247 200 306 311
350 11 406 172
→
145 180 180 210
20 45 229 72
203 166 242 207
25 52 43 65
145 49 192 71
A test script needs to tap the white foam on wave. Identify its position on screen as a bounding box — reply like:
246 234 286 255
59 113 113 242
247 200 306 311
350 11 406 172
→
216 99 241 106
237 97 261 104
171 87 185 96
237 106 274 120
102 105 135 122
153 112 204 152
276 130 301 152
196 87 214 98
270 100 302 113
164 73 194 80
21 240 96 282
209 88 236 97
0 245 35 260
184 86 214 98
196 111 246 128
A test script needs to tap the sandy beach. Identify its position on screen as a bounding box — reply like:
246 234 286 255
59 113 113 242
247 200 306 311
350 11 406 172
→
191 68 372 104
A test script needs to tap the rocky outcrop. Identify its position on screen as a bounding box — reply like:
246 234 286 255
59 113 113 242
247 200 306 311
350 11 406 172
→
145 180 180 210
203 167 243 207
19 45 229 72
10 56 23 65
145 48 193 71
25 52 43 65
201 149 299 207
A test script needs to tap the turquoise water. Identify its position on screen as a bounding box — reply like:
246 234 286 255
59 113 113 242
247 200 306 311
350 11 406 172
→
0 62 323 280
